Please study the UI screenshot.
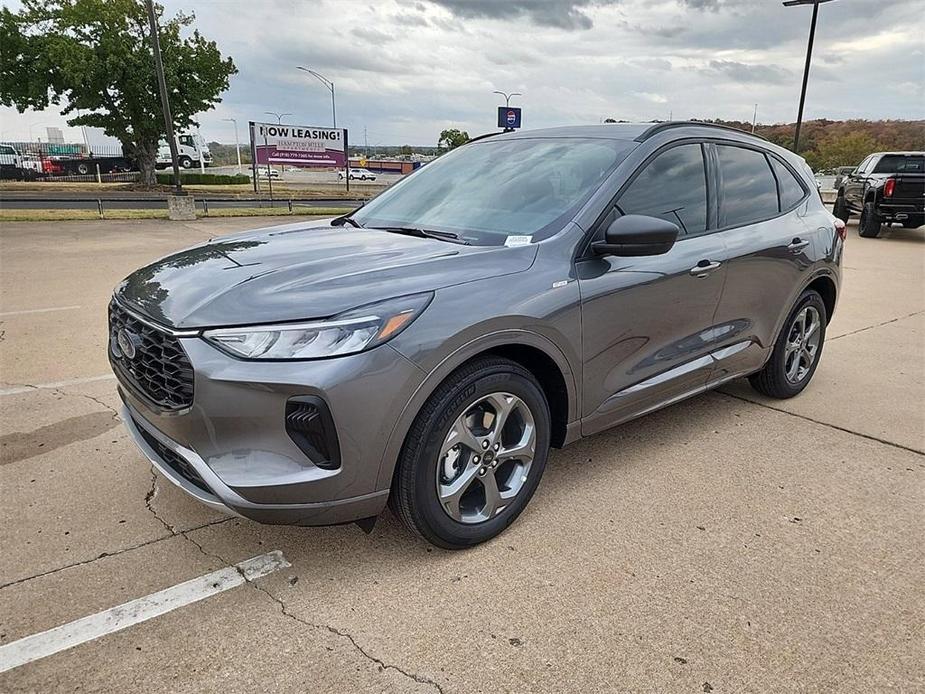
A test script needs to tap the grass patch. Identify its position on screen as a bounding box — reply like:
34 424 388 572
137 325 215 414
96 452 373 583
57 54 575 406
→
0 180 379 198
0 206 351 222
202 206 351 218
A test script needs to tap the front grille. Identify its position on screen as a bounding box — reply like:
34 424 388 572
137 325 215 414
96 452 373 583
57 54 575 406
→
134 418 211 494
109 300 194 410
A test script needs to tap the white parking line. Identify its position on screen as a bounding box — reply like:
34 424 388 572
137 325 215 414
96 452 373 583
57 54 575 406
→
0 374 116 397
0 305 82 317
0 551 290 674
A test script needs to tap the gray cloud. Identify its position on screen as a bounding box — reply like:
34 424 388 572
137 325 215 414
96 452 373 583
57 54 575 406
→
705 60 793 85
352 27 395 45
428 0 598 30
3 0 921 146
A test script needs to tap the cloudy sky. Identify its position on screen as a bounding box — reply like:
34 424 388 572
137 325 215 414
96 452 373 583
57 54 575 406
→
1 0 923 146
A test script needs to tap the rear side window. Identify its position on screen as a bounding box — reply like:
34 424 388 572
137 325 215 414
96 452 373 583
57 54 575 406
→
717 145 778 227
617 143 708 236
872 155 925 174
769 156 807 210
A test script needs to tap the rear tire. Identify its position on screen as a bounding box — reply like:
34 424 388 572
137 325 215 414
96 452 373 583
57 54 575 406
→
858 202 882 238
832 194 850 223
749 290 827 399
390 357 551 549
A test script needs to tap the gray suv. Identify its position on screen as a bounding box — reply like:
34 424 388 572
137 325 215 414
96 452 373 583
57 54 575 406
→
110 123 843 549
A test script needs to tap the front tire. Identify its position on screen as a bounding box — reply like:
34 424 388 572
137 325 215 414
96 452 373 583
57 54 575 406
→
858 202 882 238
178 156 193 170
749 290 827 399
390 357 551 549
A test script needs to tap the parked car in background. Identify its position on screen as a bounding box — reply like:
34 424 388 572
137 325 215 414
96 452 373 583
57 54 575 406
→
0 143 24 179
110 122 842 549
834 152 925 237
833 165 855 191
339 167 377 181
256 167 281 179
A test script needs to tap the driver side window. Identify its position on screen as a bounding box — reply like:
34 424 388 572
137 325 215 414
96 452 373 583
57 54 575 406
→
616 144 708 237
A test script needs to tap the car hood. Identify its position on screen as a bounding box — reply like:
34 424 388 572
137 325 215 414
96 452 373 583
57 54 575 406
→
115 221 538 328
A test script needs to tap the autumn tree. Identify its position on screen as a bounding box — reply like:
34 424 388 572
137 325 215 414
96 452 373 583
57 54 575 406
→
0 0 236 186
804 131 882 171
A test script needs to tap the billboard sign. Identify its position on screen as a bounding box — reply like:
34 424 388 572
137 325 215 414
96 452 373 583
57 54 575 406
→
250 121 347 168
497 107 522 129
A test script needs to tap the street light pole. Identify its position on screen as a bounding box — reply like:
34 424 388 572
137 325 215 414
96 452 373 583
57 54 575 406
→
297 67 336 127
492 90 522 108
264 111 292 125
222 118 242 174
783 0 837 153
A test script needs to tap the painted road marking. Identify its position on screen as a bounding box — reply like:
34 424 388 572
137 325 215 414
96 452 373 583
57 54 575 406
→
0 305 82 317
0 374 117 397
0 551 290 674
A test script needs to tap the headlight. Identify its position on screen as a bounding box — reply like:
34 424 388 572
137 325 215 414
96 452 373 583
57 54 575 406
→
202 292 432 360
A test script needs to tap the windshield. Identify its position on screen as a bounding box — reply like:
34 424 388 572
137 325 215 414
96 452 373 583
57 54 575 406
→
352 137 633 245
873 155 925 174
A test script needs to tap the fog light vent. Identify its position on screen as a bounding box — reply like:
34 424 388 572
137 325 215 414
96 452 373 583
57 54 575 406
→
285 397 341 470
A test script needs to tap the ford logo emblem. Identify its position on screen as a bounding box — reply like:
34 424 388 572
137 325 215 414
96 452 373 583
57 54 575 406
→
117 328 138 360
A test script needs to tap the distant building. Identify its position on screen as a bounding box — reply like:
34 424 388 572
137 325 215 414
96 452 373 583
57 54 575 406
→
46 127 65 144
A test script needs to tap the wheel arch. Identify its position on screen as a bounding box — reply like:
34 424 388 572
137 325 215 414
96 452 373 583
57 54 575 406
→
806 274 837 324
375 331 579 491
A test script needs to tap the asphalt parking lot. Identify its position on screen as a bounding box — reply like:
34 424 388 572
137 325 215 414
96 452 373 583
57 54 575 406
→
1 216 922 692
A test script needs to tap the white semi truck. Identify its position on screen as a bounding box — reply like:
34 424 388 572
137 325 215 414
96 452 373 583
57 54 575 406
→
156 132 212 169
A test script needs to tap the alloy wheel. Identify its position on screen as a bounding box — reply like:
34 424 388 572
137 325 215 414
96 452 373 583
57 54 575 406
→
784 305 822 383
436 392 536 524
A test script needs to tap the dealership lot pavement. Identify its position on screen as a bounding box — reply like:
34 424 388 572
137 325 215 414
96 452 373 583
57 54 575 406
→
1 217 922 692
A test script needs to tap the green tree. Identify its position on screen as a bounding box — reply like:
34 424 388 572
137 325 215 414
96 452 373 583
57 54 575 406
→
804 131 881 171
0 0 236 186
438 128 470 151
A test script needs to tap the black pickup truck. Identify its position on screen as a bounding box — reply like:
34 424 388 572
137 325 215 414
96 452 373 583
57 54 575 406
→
833 152 925 238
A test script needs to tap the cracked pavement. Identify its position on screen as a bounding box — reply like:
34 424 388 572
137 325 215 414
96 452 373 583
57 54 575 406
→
1 217 923 692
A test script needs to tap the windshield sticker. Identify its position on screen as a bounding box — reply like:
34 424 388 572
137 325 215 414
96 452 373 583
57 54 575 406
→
504 235 532 247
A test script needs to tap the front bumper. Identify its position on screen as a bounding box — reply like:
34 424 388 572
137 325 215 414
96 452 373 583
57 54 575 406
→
116 336 426 526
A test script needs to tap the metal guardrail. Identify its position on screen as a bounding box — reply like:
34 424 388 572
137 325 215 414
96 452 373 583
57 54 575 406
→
0 196 363 217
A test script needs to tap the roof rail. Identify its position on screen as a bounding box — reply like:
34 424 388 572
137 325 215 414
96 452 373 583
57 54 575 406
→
634 121 768 142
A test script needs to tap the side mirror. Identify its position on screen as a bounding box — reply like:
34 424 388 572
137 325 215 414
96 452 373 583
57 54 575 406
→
592 214 680 257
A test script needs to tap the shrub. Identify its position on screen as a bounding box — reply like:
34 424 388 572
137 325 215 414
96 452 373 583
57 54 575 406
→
155 172 250 185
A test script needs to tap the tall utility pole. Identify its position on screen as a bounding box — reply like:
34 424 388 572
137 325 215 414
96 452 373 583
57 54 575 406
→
223 118 242 174
783 0 837 153
752 104 758 133
145 0 181 194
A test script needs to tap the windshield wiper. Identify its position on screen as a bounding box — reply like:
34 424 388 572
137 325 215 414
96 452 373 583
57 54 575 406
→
331 205 364 228
378 226 470 245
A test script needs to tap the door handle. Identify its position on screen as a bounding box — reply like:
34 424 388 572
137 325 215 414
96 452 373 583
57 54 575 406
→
788 238 810 253
689 260 722 277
